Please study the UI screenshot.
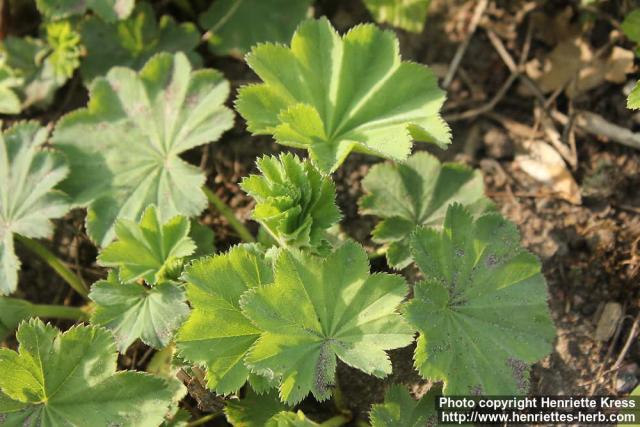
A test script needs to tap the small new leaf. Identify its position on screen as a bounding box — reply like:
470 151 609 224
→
236 18 450 173
36 0 134 22
46 20 82 80
0 122 69 295
369 384 438 427
241 153 341 250
0 319 174 426
90 272 190 353
241 241 414 404
404 204 555 395
224 388 287 427
360 152 493 269
98 205 196 284
628 81 640 110
176 245 273 395
201 0 313 57
363 0 431 33
53 52 234 246
80 2 202 83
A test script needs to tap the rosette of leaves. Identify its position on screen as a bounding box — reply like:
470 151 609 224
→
200 0 312 57
359 152 493 269
0 122 69 295
240 153 341 250
36 0 134 22
369 384 438 427
53 52 234 246
362 0 431 33
241 241 415 404
80 2 202 83
176 245 273 395
622 9 640 109
236 18 450 173
403 204 556 395
0 319 174 425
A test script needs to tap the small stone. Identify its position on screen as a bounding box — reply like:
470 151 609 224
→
594 302 622 341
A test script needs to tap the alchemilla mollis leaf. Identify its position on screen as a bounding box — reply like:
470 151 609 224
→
404 204 555 395
241 241 415 405
236 18 450 173
0 122 69 295
360 152 494 269
224 387 287 427
98 205 196 285
176 245 273 395
363 0 432 33
241 153 341 250
53 52 234 246
0 319 173 426
369 384 438 427
200 0 313 57
90 272 190 353
36 0 134 22
80 2 202 83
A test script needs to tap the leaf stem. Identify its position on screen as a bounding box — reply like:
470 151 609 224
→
185 412 220 427
15 235 89 299
29 303 89 321
319 414 350 427
202 186 255 243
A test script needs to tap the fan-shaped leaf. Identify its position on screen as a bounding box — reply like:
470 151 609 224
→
404 204 555 395
98 205 196 285
360 152 493 269
363 0 431 33
241 153 341 250
0 122 69 295
241 241 414 404
201 0 312 57
0 319 174 426
80 2 202 83
369 384 438 427
224 388 287 427
176 245 273 395
53 52 235 246
90 272 190 352
36 0 134 22
236 18 450 173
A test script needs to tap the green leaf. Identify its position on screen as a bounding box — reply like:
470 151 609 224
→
0 298 32 341
403 204 555 395
36 0 134 22
0 62 22 114
622 9 640 45
98 205 196 285
628 81 640 110
241 241 414 404
369 384 438 427
80 2 202 83
224 388 287 427
363 0 431 33
45 20 82 80
189 220 216 258
176 245 273 395
236 18 450 173
53 52 235 246
359 152 493 269
0 122 69 295
267 411 318 427
241 153 341 250
0 319 174 426
89 272 190 352
200 0 312 57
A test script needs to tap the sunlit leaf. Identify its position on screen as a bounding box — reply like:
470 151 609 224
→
36 0 135 22
363 0 431 33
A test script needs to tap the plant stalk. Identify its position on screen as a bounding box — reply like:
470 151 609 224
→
185 412 220 427
319 414 350 427
15 235 89 299
202 186 255 243
30 303 89 321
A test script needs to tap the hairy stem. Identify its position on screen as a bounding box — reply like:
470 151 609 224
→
15 235 89 299
29 303 89 321
203 186 255 243
185 412 221 427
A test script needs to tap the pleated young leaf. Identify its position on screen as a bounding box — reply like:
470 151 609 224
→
241 241 415 405
359 152 493 269
0 122 69 295
404 204 555 395
236 18 450 173
241 153 341 251
369 384 438 427
90 272 190 353
80 2 202 83
176 245 273 395
200 0 312 57
362 0 432 33
0 319 174 426
36 0 134 22
98 205 196 285
53 52 234 246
